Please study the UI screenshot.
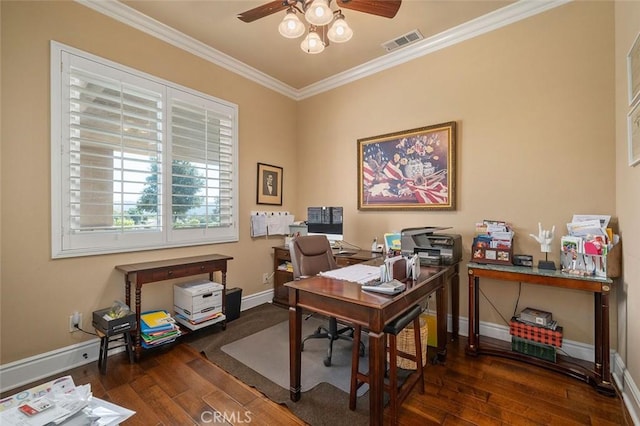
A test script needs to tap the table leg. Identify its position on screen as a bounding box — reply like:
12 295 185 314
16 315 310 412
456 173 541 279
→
134 285 142 361
368 330 385 426
289 305 302 402
467 271 479 355
596 288 615 395
436 278 448 361
451 264 460 338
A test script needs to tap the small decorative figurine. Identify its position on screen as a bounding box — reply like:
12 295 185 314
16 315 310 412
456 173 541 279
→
529 222 556 270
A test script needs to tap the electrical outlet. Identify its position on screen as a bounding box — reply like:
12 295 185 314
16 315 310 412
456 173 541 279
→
262 272 270 285
69 312 83 333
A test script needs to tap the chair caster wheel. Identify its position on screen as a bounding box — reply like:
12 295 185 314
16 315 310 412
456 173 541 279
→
323 358 331 367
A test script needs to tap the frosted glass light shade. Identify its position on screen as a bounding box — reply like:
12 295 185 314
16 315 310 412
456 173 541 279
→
278 10 305 38
327 16 353 43
304 0 333 26
300 30 325 54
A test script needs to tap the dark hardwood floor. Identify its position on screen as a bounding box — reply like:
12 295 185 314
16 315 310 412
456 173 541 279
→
2 335 632 425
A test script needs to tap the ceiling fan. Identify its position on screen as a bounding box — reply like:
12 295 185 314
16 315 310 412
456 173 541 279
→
238 0 402 23
238 0 402 54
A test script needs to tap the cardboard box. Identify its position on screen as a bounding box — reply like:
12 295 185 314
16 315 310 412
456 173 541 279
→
511 336 556 362
510 317 563 347
92 308 136 336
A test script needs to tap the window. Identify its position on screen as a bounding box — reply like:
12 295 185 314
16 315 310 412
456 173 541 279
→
51 42 238 258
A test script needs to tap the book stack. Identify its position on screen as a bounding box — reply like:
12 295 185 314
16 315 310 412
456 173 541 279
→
140 310 181 349
510 308 563 363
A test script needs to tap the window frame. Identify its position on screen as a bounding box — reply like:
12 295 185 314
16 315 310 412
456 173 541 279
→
51 41 239 258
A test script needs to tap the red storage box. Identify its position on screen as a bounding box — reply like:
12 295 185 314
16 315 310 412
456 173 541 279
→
509 318 563 347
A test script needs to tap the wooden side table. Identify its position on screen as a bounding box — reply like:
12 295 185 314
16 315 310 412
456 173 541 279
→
115 254 233 360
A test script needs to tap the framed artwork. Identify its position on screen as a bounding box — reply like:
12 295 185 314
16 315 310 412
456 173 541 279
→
257 162 283 205
358 121 456 210
628 32 640 106
628 100 640 167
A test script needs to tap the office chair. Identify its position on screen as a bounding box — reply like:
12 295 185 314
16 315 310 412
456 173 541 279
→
289 235 363 367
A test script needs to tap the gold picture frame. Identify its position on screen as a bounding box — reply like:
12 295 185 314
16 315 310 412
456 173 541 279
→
628 100 640 167
358 122 456 210
628 31 640 106
257 162 283 205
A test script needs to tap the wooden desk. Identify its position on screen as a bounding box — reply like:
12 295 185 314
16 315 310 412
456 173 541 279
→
115 254 233 360
272 247 383 307
286 262 459 426
466 262 615 396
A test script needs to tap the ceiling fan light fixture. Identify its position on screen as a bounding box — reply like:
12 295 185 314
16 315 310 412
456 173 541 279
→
300 28 325 54
278 8 305 38
304 0 333 26
327 14 352 43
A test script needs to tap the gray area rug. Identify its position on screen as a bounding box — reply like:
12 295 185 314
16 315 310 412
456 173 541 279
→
187 303 371 426
221 316 369 396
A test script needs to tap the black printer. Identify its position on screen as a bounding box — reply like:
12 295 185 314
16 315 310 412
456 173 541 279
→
400 227 462 266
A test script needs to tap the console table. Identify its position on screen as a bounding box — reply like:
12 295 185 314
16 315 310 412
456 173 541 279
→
466 262 615 396
271 246 383 307
115 254 233 360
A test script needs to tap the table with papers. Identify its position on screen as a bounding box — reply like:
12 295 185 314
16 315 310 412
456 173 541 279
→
0 376 135 426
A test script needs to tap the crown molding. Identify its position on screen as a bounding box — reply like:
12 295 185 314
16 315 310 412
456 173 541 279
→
298 0 571 99
77 0 570 101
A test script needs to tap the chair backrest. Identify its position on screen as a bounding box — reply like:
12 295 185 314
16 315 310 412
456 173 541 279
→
289 235 338 279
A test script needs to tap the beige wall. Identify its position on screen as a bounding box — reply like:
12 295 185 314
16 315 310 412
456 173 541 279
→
297 1 617 343
0 1 297 363
0 0 635 399
615 0 640 407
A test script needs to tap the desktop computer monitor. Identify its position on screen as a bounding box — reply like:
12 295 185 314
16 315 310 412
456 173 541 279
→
307 206 343 246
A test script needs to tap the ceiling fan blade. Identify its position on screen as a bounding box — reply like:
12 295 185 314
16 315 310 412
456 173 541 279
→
336 0 402 19
237 1 291 23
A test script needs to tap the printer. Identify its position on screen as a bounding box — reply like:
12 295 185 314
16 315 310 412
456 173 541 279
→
400 227 462 266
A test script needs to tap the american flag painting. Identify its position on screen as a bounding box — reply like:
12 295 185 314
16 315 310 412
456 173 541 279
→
358 122 456 210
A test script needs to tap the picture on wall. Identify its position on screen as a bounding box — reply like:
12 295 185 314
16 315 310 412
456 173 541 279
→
629 100 640 167
628 31 640 106
257 162 283 205
358 122 456 210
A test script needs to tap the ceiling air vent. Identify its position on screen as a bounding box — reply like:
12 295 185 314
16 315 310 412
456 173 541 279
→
381 29 424 52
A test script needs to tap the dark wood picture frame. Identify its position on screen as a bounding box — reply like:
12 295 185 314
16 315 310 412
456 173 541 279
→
358 122 456 210
257 162 283 205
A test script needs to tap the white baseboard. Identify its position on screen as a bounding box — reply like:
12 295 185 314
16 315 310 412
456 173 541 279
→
0 290 275 394
612 352 640 425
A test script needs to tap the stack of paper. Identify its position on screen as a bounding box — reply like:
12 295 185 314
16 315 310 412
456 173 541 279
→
0 375 135 426
140 310 181 348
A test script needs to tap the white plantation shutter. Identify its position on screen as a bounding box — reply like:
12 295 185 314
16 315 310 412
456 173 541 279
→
52 43 238 258
167 90 237 243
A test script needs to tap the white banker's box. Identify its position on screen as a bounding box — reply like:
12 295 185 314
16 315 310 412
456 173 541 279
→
174 279 223 321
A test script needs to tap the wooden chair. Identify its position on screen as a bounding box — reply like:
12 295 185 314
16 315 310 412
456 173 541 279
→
349 304 425 425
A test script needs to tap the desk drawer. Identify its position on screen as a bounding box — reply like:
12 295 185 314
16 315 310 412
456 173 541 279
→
336 257 361 267
150 266 189 281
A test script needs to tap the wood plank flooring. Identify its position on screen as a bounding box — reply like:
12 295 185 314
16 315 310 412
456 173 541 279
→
1 334 632 425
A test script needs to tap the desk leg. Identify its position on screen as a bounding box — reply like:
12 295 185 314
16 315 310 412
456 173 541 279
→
368 330 385 426
466 270 479 355
451 264 460 339
289 305 302 402
436 279 448 361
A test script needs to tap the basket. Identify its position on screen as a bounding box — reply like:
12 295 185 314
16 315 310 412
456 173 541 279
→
394 314 428 369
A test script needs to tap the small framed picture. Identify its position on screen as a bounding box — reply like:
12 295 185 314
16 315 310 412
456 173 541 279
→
257 162 283 205
628 32 640 106
628 100 640 167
